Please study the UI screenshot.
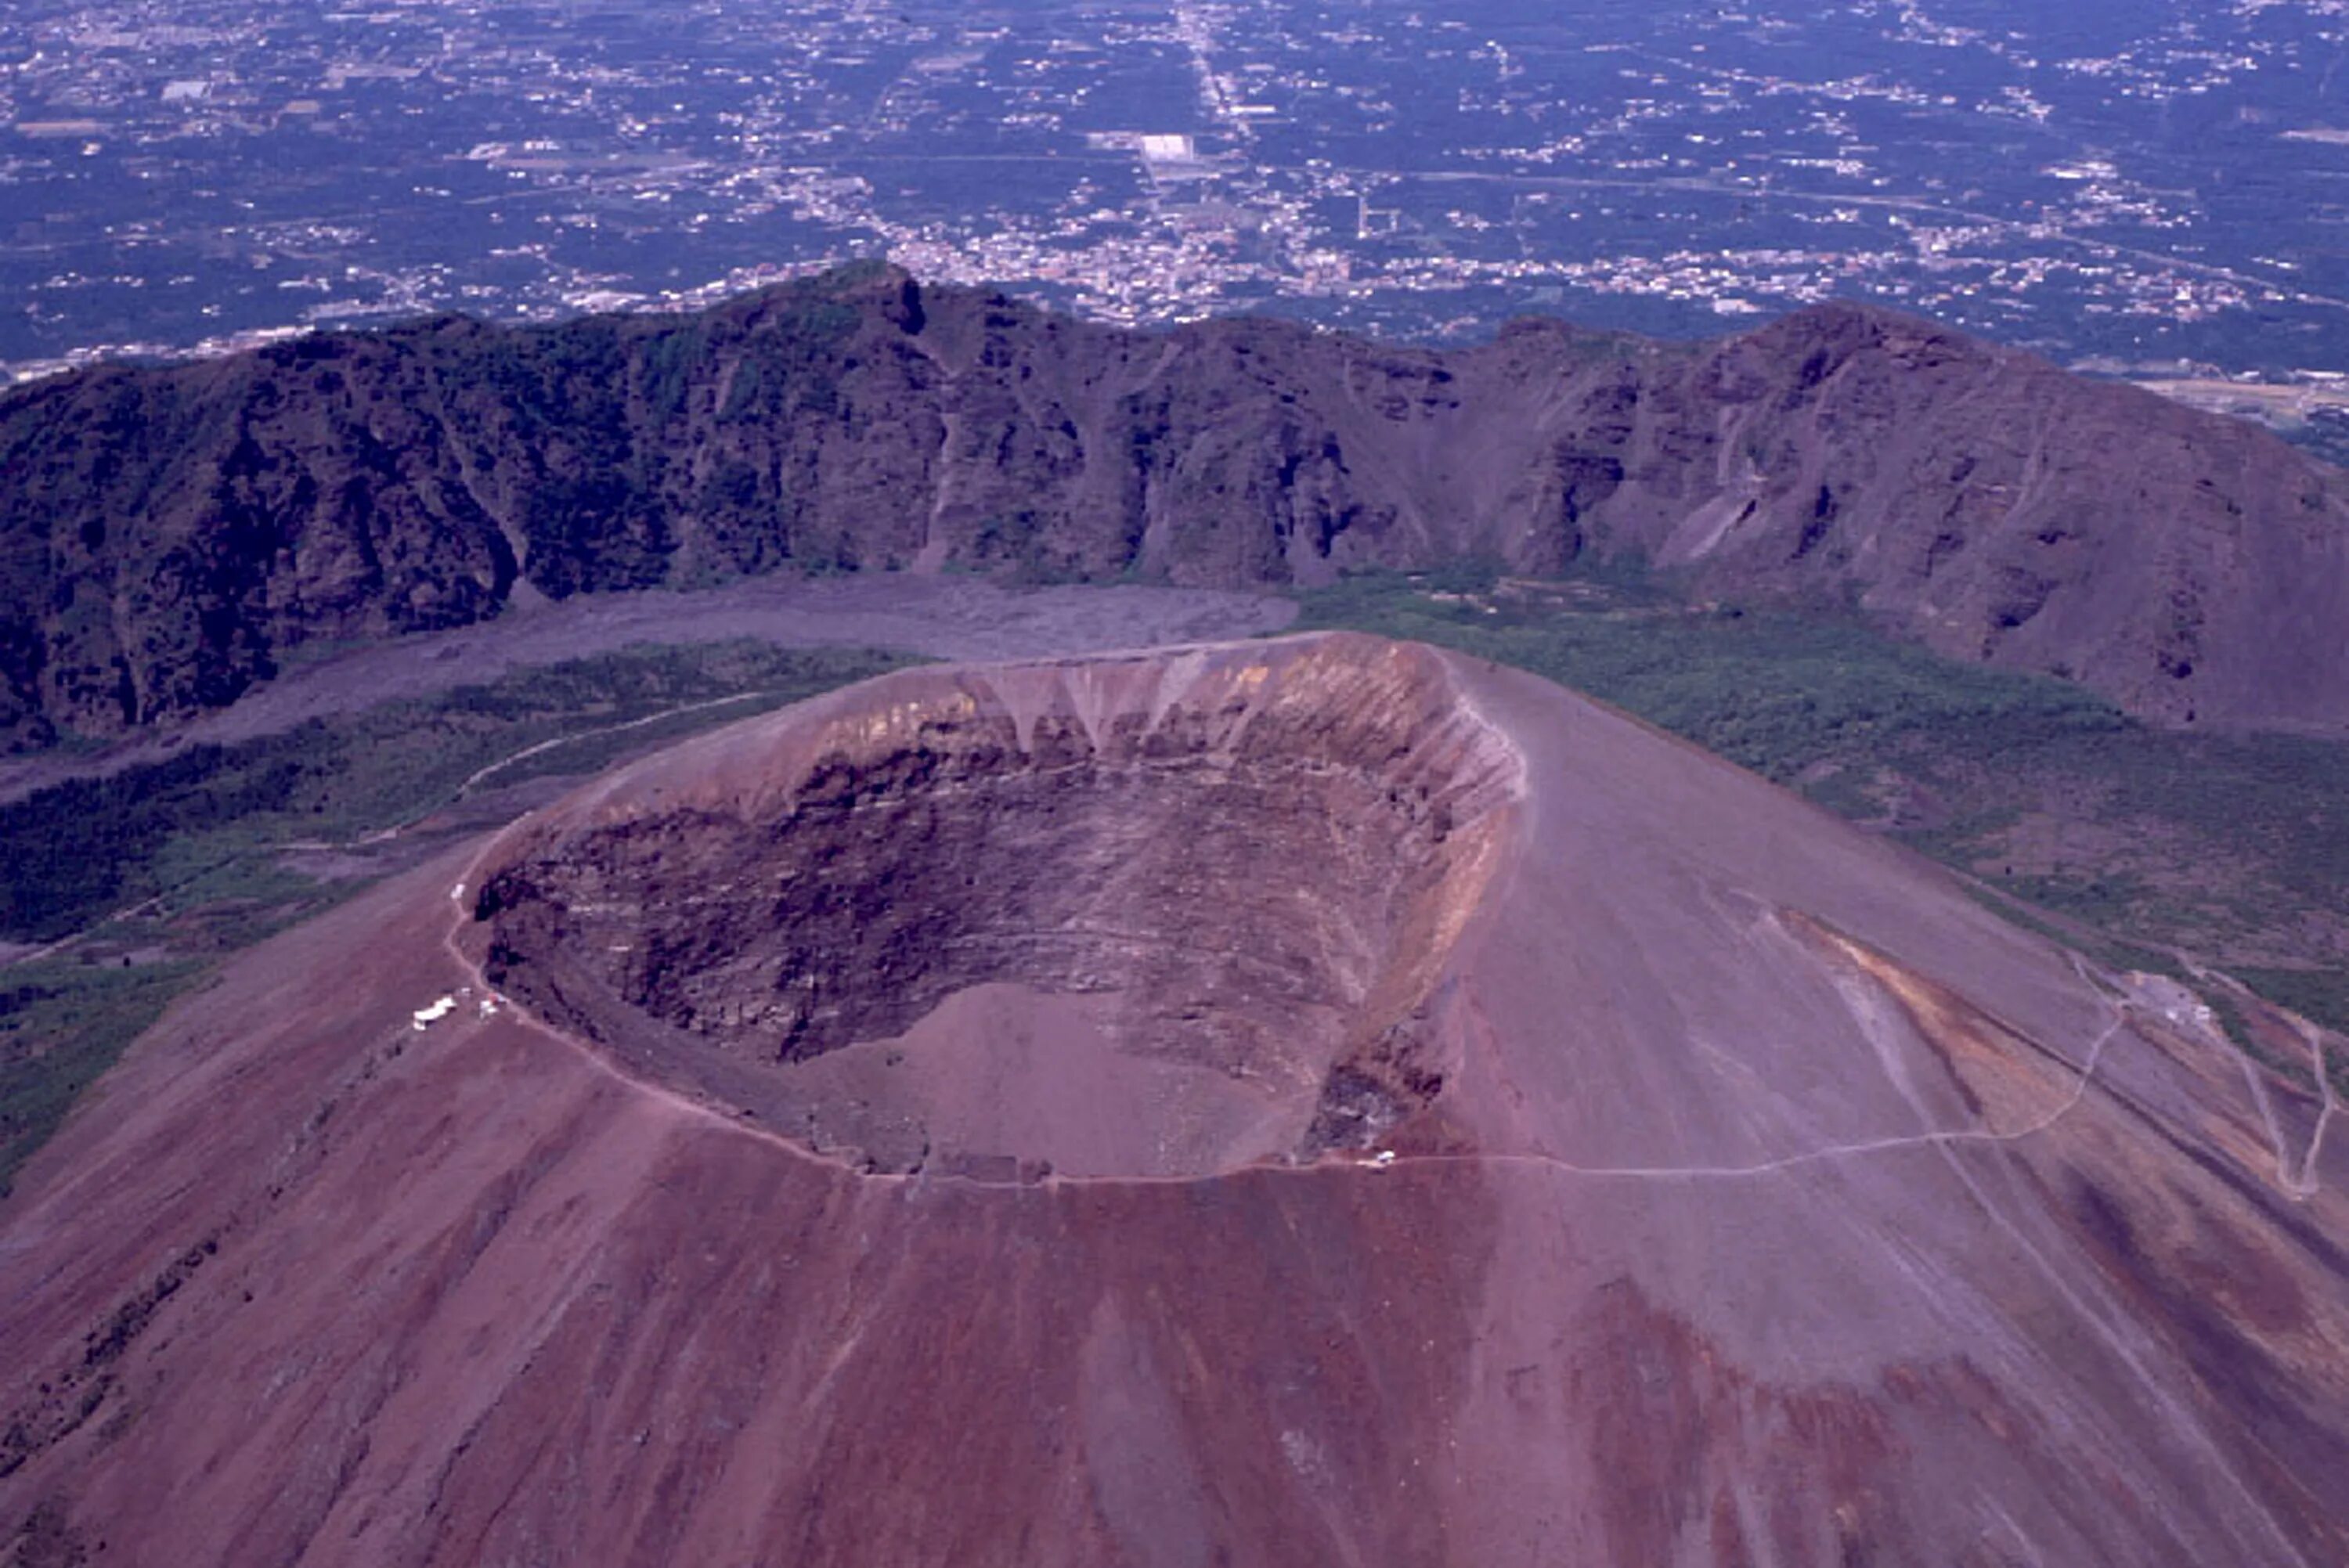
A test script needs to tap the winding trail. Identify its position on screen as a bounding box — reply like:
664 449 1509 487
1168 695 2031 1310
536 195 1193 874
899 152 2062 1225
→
417 831 2320 1565
6 896 164 967
6 692 791 973
452 690 778 798
1413 1007 2130 1185
2285 1017 2340 1199
434 838 2133 1195
2187 957 2340 1202
304 688 788 850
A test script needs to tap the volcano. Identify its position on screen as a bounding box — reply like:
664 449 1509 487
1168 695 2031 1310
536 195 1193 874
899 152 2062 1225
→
3 633 2344 1566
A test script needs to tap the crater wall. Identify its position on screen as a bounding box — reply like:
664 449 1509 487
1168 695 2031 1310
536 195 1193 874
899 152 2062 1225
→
469 633 1522 1175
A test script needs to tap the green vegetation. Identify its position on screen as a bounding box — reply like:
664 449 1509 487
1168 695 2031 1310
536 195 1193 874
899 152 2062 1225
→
2196 983 2308 1092
1952 881 2183 986
1298 568 2349 1068
2232 968 2349 1047
0 958 201 1196
0 641 909 944
0 639 912 1199
2279 414 2349 474
1299 565 2125 783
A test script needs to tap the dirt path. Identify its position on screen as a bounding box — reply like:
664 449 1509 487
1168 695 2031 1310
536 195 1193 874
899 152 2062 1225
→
0 577 1296 806
5 896 165 968
1432 1007 2130 1184
454 690 776 797
430 845 2138 1195
12 691 794 971
2185 957 2340 1202
2 582 1294 967
2285 1017 2340 1199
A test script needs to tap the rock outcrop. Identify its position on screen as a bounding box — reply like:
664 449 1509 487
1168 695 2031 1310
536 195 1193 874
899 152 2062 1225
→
3 263 2345 746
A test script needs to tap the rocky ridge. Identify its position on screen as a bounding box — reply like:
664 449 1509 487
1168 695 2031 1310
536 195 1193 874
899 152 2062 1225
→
2 261 2344 744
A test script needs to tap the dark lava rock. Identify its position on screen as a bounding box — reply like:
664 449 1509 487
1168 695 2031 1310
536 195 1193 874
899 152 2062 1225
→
3 262 2346 746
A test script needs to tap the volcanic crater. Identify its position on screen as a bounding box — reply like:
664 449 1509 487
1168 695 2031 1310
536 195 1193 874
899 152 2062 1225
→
9 631 2349 1567
467 633 1523 1177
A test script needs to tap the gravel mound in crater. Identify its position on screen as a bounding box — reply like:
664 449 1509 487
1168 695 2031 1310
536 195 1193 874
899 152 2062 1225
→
469 633 1523 1177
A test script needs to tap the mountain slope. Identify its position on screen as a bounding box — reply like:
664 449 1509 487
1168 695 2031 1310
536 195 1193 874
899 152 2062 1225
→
2 263 2344 744
2 635 2343 1565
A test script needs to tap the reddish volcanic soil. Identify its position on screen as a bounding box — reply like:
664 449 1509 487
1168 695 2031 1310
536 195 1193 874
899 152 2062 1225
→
4 633 2347 1566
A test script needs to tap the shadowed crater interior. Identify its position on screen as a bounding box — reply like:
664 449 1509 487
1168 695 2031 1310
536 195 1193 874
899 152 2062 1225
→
470 634 1520 1177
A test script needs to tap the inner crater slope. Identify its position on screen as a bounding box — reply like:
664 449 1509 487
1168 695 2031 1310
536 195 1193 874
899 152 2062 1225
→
465 632 1523 1177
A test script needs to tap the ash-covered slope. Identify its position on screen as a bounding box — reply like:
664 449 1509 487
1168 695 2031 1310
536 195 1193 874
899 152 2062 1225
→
3 633 2344 1566
3 264 2346 746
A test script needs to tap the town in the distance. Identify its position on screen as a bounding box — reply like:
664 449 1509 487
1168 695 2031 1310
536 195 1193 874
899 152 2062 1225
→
8 0 2349 445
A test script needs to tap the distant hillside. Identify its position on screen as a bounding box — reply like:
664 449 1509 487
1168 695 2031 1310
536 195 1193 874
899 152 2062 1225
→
2 261 2344 747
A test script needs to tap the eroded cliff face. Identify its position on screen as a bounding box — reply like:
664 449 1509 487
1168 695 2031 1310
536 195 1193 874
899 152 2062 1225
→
470 634 1521 1177
3 263 2346 747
